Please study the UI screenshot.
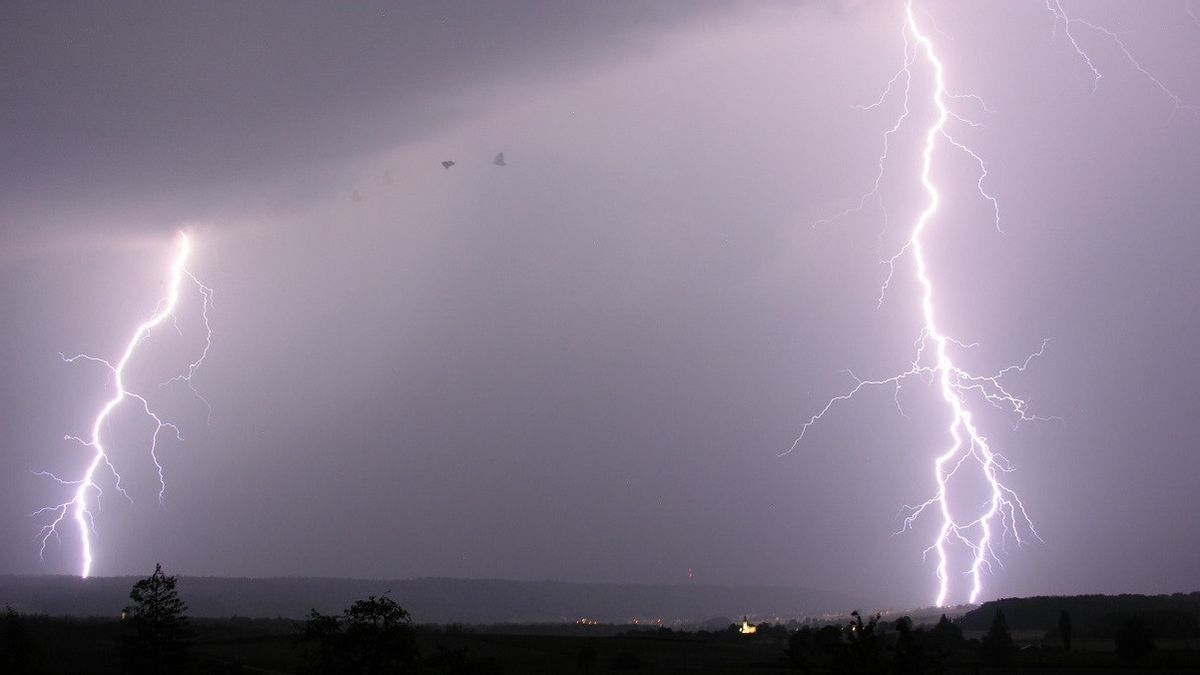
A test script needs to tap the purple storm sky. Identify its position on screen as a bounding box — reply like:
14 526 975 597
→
1 0 1198 609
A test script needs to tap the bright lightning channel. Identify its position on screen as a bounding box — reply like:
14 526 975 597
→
795 0 1194 607
788 1 1053 607
33 232 213 579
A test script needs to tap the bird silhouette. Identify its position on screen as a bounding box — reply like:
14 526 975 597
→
492 152 506 167
441 160 455 170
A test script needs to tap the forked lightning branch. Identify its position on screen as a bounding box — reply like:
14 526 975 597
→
32 233 213 579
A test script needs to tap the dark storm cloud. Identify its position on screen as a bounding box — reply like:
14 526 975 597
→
0 0 735 250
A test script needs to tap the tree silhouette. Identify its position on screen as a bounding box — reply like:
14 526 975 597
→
1058 609 1072 651
121 563 192 674
838 611 882 674
300 593 418 674
979 607 1014 666
928 613 962 650
891 616 924 675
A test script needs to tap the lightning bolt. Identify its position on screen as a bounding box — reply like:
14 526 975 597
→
794 0 1194 607
788 1 1054 608
33 232 213 579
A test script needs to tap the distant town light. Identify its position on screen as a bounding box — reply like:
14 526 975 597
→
739 616 757 635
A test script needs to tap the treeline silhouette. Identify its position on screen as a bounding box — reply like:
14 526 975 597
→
4 568 1200 673
960 593 1200 639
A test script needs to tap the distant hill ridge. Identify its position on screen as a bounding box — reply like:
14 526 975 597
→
0 575 861 623
960 593 1200 637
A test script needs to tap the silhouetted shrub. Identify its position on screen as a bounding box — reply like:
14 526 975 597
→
299 594 418 673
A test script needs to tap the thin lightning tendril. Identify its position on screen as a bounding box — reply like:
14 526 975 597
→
33 232 213 579
1046 0 1196 114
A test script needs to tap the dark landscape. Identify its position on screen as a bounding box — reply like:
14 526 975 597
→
5 572 1200 673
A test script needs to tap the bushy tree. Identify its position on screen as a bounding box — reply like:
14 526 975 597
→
837 611 882 674
300 594 418 674
121 563 192 674
979 607 1014 666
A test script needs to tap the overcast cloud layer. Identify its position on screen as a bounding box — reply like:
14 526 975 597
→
2 0 1198 609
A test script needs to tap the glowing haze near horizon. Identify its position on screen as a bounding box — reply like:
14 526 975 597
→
1 1 1197 609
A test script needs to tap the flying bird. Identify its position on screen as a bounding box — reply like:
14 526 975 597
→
492 152 506 167
441 160 455 170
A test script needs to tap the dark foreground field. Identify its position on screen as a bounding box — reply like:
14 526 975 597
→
5 581 1200 673
6 613 1200 674
7 616 789 673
